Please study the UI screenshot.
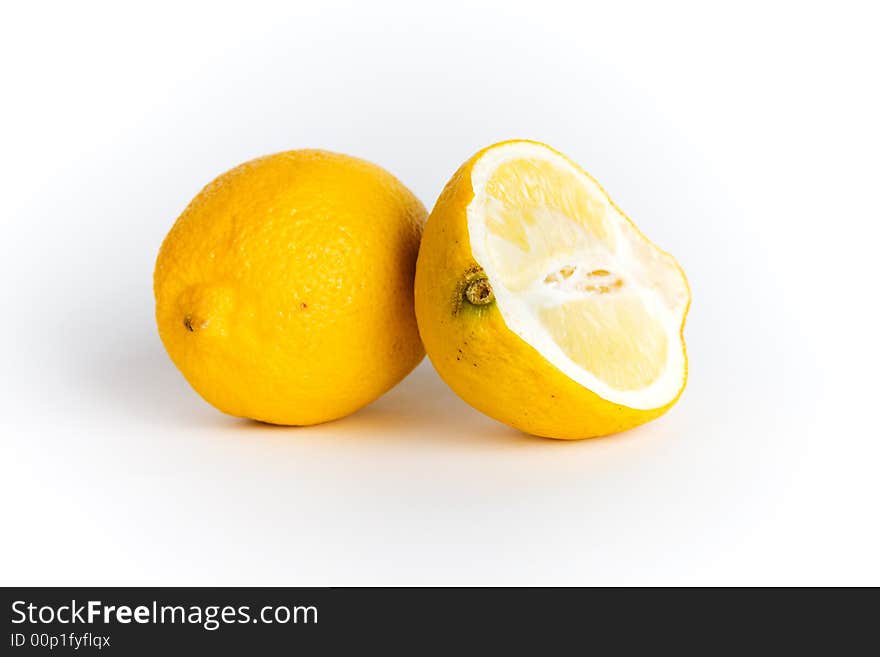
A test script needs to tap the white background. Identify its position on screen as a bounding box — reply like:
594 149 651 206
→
2 1 878 585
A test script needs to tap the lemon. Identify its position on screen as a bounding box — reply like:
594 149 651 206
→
415 140 690 439
154 150 426 425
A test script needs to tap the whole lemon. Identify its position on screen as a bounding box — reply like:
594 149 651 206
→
415 141 689 439
155 150 426 425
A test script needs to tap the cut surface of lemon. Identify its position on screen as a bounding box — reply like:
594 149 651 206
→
467 142 688 410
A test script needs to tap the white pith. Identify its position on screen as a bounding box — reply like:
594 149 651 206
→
467 142 688 410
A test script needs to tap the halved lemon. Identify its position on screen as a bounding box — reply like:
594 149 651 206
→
415 140 690 439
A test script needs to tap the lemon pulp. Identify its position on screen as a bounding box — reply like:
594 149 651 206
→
467 142 688 410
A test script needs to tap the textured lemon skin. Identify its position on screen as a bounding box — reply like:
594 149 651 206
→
414 141 689 439
155 150 426 425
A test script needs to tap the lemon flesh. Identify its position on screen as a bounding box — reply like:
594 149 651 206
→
415 140 690 439
468 143 688 410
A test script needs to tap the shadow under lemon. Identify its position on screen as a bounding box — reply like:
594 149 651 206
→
73 297 529 444
73 290 671 448
237 360 674 450
237 361 533 447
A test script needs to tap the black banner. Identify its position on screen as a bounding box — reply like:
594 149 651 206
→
2 587 871 652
